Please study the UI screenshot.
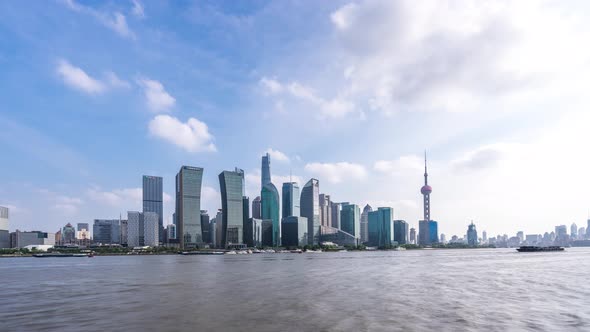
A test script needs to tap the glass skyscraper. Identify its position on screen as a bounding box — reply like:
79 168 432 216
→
262 183 280 246
319 194 332 227
282 182 300 218
368 208 394 247
393 220 408 244
467 221 478 246
261 153 271 188
219 168 245 248
300 179 320 245
340 203 360 240
143 175 163 243
360 204 373 243
176 166 204 249
331 202 342 229
429 220 439 244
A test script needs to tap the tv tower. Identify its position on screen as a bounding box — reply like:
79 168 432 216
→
421 151 432 221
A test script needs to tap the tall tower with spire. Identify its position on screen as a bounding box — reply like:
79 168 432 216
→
421 151 432 221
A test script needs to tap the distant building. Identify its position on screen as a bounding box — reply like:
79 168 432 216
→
467 222 478 246
331 202 342 229
440 233 446 244
319 225 357 246
429 220 439 244
368 207 394 247
571 223 578 239
93 219 121 244
167 223 176 241
261 183 280 246
579 227 586 240
0 206 9 248
418 220 430 245
77 223 89 232
360 204 373 244
120 219 128 245
143 175 164 243
393 220 408 245
176 166 204 249
300 179 321 245
215 210 223 248
201 210 211 244
555 225 568 245
482 230 487 243
252 196 262 219
261 153 272 188
409 227 416 244
219 168 245 248
10 231 54 248
127 211 159 247
281 216 308 247
261 219 274 247
319 194 332 227
62 223 76 244
244 218 262 247
282 183 300 218
516 231 524 244
525 234 540 245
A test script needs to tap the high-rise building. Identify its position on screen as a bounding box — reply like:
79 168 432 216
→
219 168 245 248
242 196 250 244
143 175 164 243
419 152 437 246
10 231 54 248
429 220 439 244
571 223 578 239
421 152 432 222
587 219 590 238
77 223 89 232
252 196 262 219
0 206 9 249
281 216 308 247
418 220 429 245
244 218 262 247
341 203 361 240
393 220 408 245
176 166 204 249
215 210 223 248
261 183 280 246
467 221 478 246
201 210 211 244
300 179 321 245
282 182 300 218
360 204 373 243
319 194 332 227
516 231 524 244
482 230 487 243
61 223 76 244
367 207 394 247
93 219 121 244
409 227 416 244
331 203 342 229
127 211 159 247
261 153 271 188
579 227 586 240
261 219 274 247
167 223 176 242
120 219 128 245
555 225 568 245
440 233 446 243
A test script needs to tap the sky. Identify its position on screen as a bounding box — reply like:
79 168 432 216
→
2 0 590 238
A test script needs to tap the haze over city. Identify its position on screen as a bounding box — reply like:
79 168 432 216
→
2 0 590 238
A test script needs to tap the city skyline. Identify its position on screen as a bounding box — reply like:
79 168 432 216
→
2 1 590 238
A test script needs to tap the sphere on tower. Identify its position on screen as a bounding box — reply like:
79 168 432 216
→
421 185 432 195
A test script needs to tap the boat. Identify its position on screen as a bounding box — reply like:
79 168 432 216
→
33 253 89 258
516 246 564 252
290 249 303 254
225 251 237 255
179 251 224 255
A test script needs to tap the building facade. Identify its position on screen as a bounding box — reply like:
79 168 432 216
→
176 166 204 249
261 153 271 188
467 222 478 246
143 175 164 243
244 218 262 247
61 223 76 244
393 220 408 245
340 203 361 240
319 194 332 227
219 168 245 248
252 196 262 219
300 179 321 245
93 219 121 244
127 211 159 247
281 216 308 247
331 203 342 229
282 182 300 218
360 204 373 243
409 227 416 244
10 231 55 248
261 183 280 246
201 210 211 245
0 206 9 248
368 207 394 247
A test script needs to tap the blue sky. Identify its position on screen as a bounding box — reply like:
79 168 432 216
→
2 0 590 238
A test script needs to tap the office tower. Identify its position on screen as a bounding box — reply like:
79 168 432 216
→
261 220 274 247
409 227 416 244
242 196 250 243
587 219 590 238
482 230 487 243
331 203 342 229
440 233 446 243
219 168 245 248
261 153 271 188
9 231 54 248
360 204 373 243
61 223 76 244
93 219 121 244
555 225 568 245
300 179 321 245
579 227 586 240
393 220 408 244
244 218 262 247
77 223 89 232
167 224 176 242
127 211 159 247
0 206 9 249
516 231 524 244
120 219 128 245
467 222 478 246
262 183 280 246
419 220 430 245
571 223 578 239
143 175 164 243
215 210 223 248
252 196 262 219
282 182 300 218
341 203 361 239
319 194 332 227
367 207 394 247
429 220 438 243
281 216 308 247
201 210 210 244
176 166 204 249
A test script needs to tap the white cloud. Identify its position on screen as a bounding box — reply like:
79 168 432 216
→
451 143 524 172
87 187 142 207
36 188 84 215
61 0 135 39
149 115 216 153
374 155 424 175
265 148 289 162
138 78 176 112
304 162 367 184
57 59 105 94
132 0 145 19
259 77 283 94
105 71 131 89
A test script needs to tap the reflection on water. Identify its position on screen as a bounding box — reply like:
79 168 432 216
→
2 248 590 332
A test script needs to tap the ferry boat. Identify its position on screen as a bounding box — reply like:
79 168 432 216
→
516 246 564 252
33 253 90 258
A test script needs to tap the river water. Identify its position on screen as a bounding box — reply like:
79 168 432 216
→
2 248 590 332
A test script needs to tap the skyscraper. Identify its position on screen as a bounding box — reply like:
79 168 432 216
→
176 166 204 249
261 183 280 246
219 168 245 248
77 223 89 232
409 227 416 244
281 216 308 247
360 204 373 243
482 230 487 243
571 223 578 239
143 175 163 243
127 211 159 247
282 182 300 218
393 220 408 244
467 221 478 246
368 207 394 247
419 152 438 246
252 196 262 219
62 223 76 244
0 206 9 249
201 210 210 244
341 203 361 239
93 219 121 244
261 153 271 188
319 194 332 227
331 202 342 229
300 179 320 245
